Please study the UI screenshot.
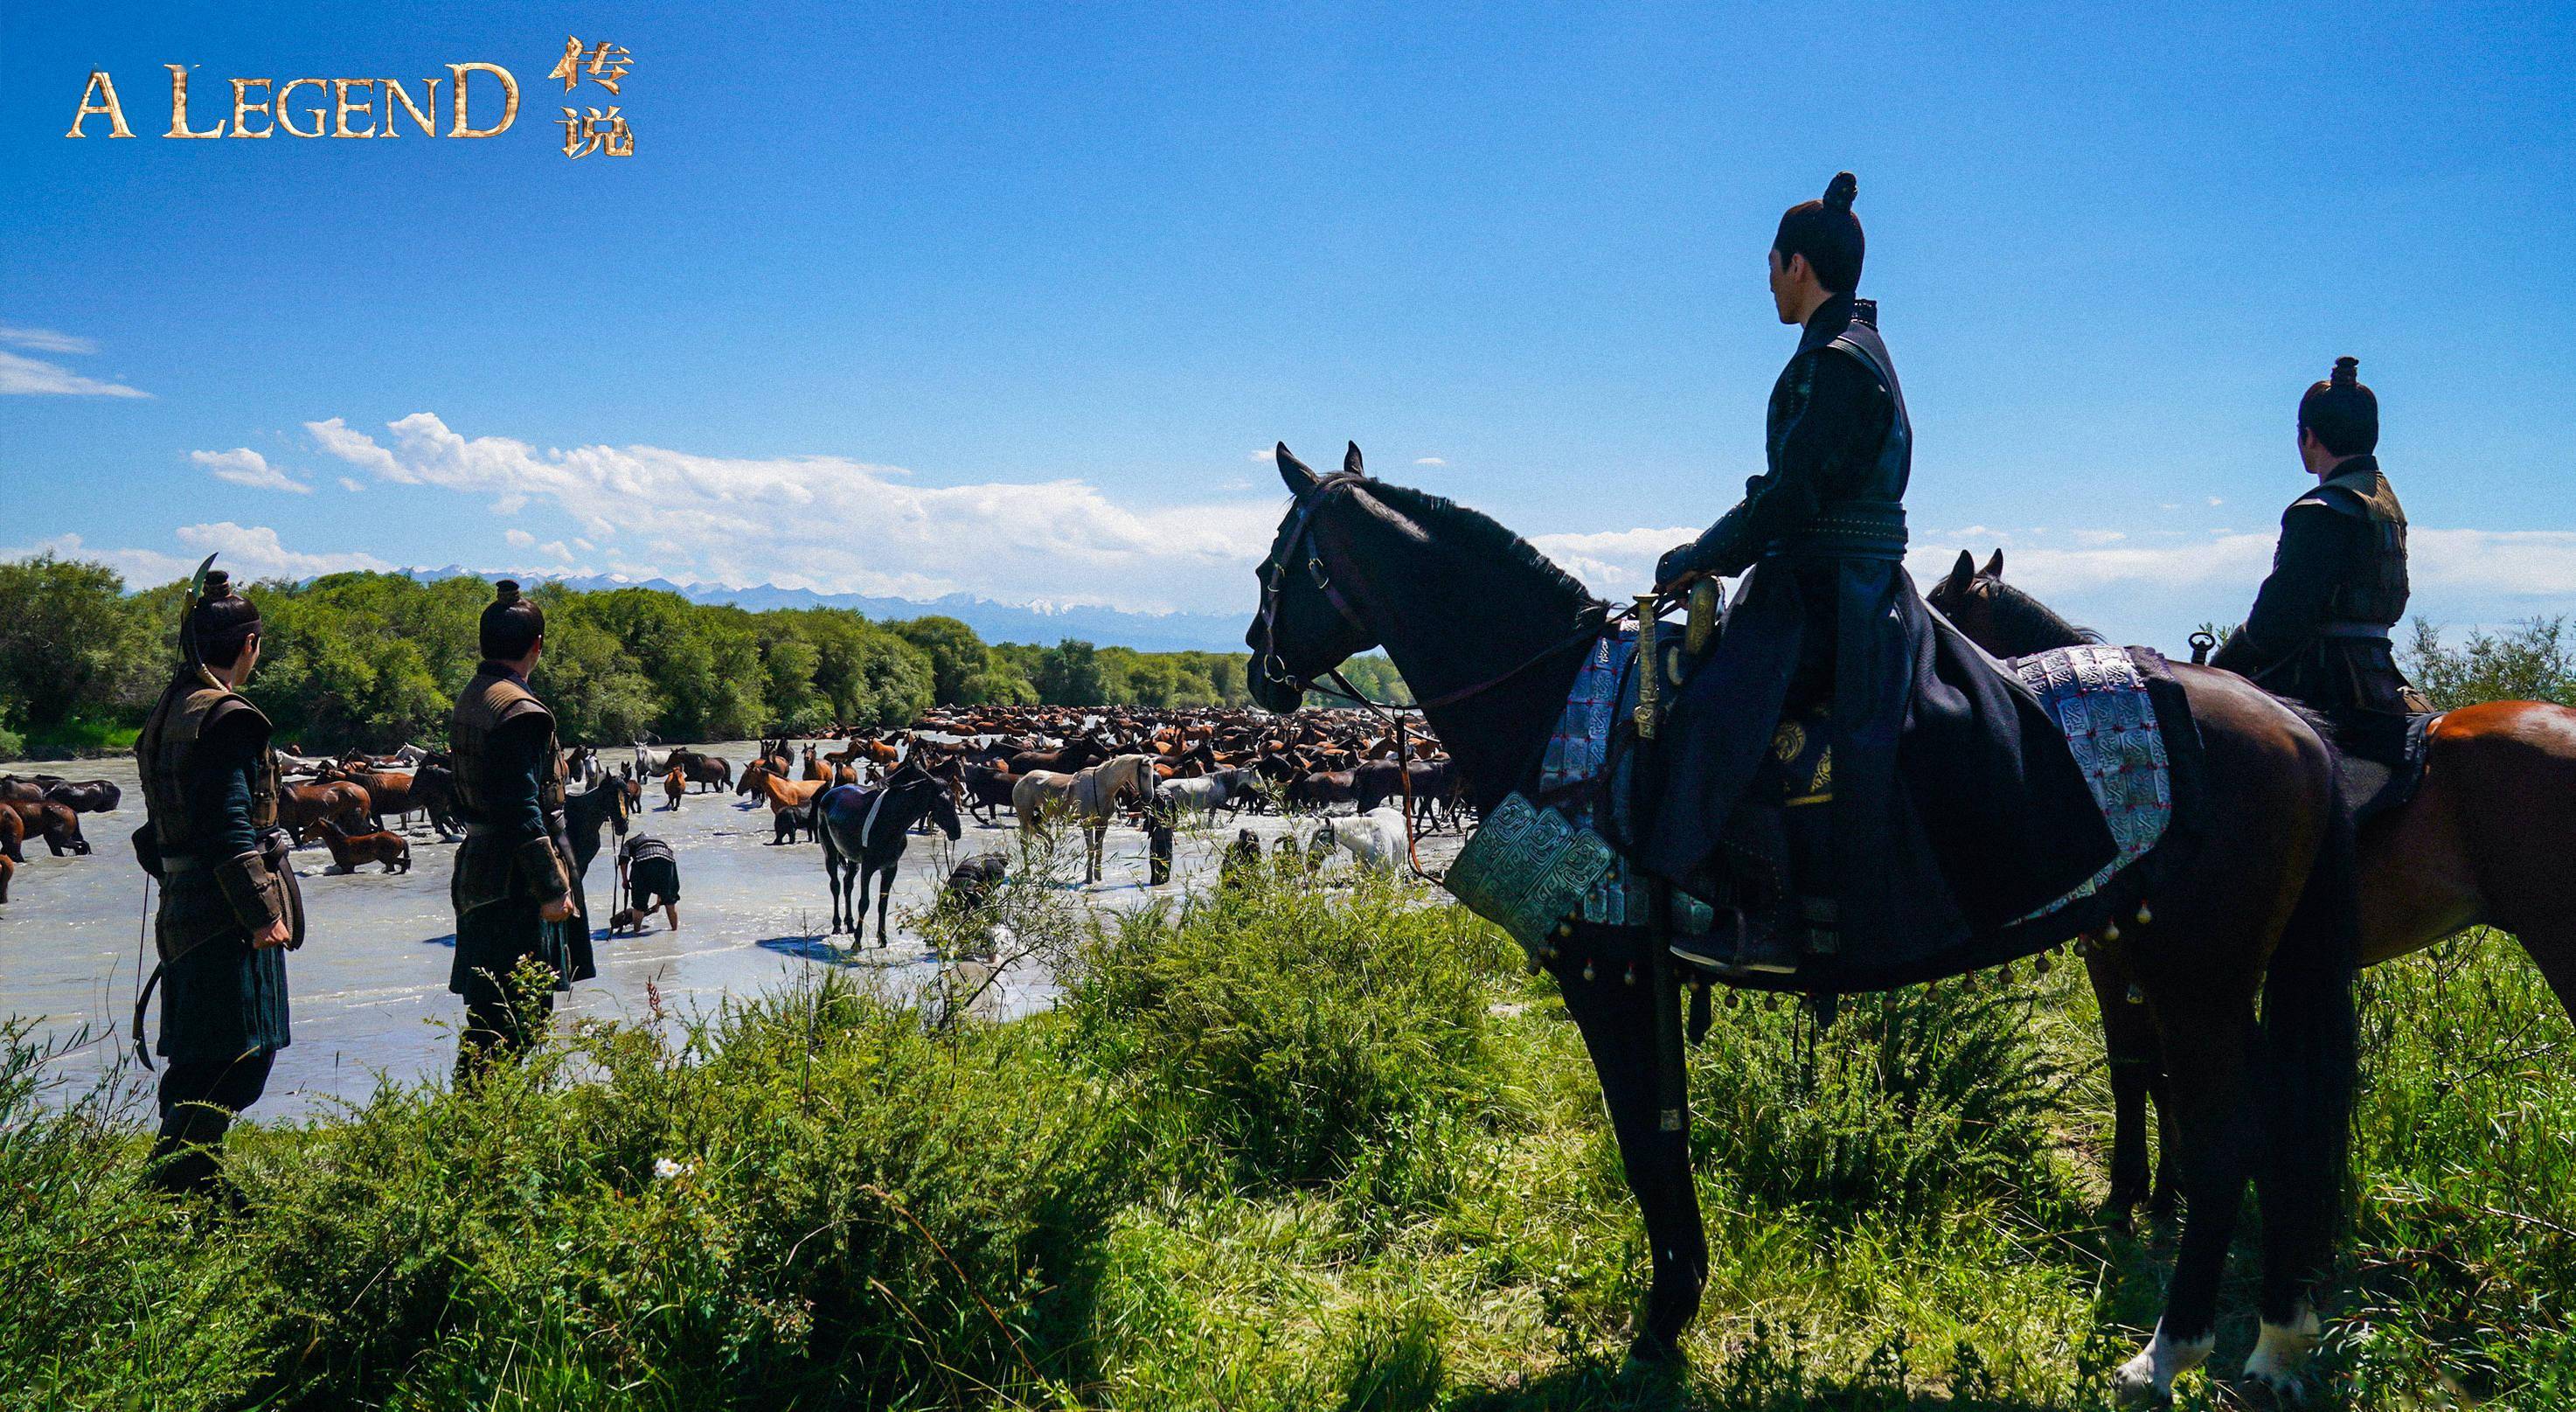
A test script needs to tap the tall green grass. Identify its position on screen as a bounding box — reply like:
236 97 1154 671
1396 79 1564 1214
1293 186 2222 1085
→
4 863 2570 1409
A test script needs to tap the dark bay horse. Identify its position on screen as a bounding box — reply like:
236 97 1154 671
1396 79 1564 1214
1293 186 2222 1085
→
1927 548 2576 1221
563 773 634 890
818 762 962 947
1246 444 2358 1399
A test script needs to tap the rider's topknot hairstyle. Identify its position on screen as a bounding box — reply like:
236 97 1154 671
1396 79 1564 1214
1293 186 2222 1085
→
1773 170 1865 295
2298 355 2378 458
187 568 262 670
478 578 545 661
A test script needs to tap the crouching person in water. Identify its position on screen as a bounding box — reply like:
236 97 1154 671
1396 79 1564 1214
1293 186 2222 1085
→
133 567 302 1198
616 832 681 933
447 581 593 1077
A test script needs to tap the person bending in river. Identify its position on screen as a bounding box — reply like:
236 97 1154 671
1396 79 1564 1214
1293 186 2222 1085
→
446 581 593 1077
616 831 682 933
132 566 302 1200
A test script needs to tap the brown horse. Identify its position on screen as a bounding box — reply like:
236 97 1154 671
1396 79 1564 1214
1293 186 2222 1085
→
738 761 827 808
280 780 372 845
7 799 88 857
1246 447 2359 1399
316 818 413 874
1927 548 2576 1221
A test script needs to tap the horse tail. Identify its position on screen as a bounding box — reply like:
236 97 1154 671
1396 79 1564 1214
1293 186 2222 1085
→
2257 748 2363 1305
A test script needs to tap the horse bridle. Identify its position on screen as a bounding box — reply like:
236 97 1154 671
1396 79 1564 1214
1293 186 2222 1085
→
1255 472 1620 717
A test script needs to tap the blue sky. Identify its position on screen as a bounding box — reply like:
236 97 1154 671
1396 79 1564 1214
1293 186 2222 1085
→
3 3 2571 648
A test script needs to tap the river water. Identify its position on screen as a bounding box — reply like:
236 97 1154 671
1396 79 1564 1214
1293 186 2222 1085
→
0 742 1451 1120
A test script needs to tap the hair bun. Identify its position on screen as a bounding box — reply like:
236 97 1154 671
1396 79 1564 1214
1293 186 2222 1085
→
2330 356 2359 387
201 568 233 599
1823 171 1857 212
494 579 522 603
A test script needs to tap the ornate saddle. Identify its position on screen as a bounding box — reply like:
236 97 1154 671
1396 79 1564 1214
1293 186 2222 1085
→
1448 632 2210 993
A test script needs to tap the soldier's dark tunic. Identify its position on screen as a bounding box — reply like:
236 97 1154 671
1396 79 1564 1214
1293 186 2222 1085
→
134 666 301 1189
448 661 591 1062
2211 456 2420 725
1643 295 2114 956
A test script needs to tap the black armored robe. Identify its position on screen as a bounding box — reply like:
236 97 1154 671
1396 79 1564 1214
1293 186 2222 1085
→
1641 295 2115 956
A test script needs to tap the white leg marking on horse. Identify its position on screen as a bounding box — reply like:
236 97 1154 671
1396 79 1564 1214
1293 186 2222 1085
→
2113 1320 2214 1403
2241 1303 2320 1390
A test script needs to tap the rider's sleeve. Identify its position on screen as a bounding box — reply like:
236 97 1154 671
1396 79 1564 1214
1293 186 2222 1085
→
1657 351 1886 584
2213 501 2350 671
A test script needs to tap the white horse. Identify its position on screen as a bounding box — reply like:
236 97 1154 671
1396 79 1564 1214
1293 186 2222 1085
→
1012 753 1156 884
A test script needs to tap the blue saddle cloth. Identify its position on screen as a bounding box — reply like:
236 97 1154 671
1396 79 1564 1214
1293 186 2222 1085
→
1527 629 2203 985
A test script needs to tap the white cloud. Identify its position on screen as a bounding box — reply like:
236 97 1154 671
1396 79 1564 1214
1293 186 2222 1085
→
1247 449 1277 463
0 324 97 355
191 447 313 494
1522 518 2576 616
1413 456 1447 467
306 412 1285 614
0 348 147 398
503 528 538 548
337 476 365 493
1527 525 1698 593
2 525 391 588
2207 496 2225 506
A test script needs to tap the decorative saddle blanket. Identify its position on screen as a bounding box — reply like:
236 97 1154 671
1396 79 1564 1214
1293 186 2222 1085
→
2005 644 2175 922
1453 629 2199 970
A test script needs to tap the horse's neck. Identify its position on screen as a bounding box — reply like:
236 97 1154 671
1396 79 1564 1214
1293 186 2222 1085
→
1365 581 1590 813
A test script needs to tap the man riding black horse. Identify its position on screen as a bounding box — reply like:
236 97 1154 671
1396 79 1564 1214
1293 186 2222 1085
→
2210 358 2429 785
1644 171 2113 975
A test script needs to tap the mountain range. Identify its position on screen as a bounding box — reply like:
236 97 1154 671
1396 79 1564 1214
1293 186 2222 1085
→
397 567 1250 653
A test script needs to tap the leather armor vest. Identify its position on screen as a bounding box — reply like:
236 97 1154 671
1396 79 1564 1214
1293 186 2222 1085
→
2301 463 2409 627
449 666 566 823
135 667 277 856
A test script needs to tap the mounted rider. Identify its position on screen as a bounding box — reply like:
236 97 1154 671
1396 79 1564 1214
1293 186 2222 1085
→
1643 172 2114 975
2210 358 2429 772
131 563 303 1199
447 580 593 1075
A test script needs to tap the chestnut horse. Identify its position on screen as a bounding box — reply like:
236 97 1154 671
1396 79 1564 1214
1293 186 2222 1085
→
1246 445 2357 1399
1927 548 2576 1223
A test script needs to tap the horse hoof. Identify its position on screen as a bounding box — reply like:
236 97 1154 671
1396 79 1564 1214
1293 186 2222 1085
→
2239 1309 2319 1405
2114 1324 2212 1407
1622 1328 1684 1372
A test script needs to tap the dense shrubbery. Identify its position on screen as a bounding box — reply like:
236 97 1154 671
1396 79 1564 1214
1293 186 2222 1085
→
10 850 2569 1408
0 555 1408 759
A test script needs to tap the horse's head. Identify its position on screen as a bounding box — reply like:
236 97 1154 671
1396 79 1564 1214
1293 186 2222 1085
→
1923 548 2009 650
1922 547 2094 658
1245 442 1386 713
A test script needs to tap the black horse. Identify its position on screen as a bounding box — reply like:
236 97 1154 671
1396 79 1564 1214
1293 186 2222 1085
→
563 772 633 892
1245 443 2359 1399
818 762 962 947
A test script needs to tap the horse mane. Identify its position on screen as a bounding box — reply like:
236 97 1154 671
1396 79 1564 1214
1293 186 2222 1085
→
1986 577 2105 650
1360 482 1605 611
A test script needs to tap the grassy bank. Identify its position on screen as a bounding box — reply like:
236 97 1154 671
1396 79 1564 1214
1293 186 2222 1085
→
8 864 2572 1409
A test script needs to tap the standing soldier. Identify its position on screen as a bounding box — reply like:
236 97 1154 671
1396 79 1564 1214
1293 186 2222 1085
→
132 563 302 1197
447 581 592 1075
2211 357 2430 762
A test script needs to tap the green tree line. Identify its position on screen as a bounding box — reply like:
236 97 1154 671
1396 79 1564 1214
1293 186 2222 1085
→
0 557 1411 760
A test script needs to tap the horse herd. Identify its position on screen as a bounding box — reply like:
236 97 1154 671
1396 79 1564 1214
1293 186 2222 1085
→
0 706 1465 955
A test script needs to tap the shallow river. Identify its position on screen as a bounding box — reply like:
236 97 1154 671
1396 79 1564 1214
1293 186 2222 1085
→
1 742 1451 1120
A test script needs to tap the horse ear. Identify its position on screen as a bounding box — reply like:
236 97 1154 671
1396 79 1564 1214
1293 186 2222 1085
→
1275 442 1319 494
1344 442 1364 478
1982 548 2004 581
1944 550 1976 599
